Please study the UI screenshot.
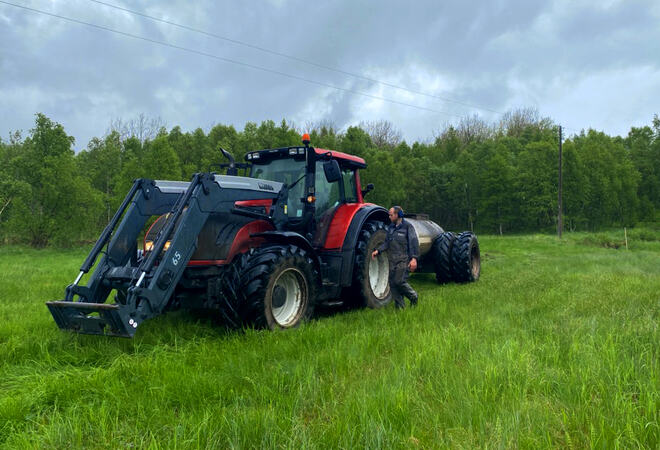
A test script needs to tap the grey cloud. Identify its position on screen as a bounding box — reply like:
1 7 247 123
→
1 0 658 147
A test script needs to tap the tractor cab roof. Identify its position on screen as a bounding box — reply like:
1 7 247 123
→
246 146 367 169
313 148 367 169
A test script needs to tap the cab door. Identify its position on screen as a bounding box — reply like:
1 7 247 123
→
312 162 358 247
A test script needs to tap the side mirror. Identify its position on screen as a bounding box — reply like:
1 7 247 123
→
361 183 374 197
323 160 341 183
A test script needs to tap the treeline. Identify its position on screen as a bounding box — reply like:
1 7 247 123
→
1 110 659 247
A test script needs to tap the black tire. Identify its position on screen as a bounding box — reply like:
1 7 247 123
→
431 231 456 284
217 244 318 329
350 221 392 309
450 231 480 282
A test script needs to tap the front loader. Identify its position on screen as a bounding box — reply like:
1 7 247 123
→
47 173 286 336
47 135 480 337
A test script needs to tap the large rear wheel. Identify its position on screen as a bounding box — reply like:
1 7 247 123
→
450 231 480 282
350 221 392 308
431 231 456 284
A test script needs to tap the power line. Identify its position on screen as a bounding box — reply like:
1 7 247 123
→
85 0 505 116
0 0 465 119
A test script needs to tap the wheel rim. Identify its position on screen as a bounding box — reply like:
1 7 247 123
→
470 242 480 278
271 268 307 327
368 252 389 299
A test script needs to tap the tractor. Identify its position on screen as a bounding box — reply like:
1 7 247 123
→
47 134 480 337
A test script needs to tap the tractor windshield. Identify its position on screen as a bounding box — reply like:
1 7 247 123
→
250 157 307 218
250 158 306 185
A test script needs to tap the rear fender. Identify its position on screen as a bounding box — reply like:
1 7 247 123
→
337 205 389 286
341 205 389 253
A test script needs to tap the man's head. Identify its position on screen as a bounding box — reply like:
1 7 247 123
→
388 206 404 224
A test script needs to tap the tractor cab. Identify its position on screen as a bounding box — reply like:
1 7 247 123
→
245 134 367 246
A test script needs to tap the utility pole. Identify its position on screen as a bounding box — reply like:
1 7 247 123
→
558 125 563 238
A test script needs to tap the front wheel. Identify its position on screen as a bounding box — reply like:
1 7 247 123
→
219 244 318 329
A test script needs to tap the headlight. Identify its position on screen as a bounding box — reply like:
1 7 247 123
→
144 240 171 252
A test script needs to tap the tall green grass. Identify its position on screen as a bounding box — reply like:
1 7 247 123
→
0 232 658 448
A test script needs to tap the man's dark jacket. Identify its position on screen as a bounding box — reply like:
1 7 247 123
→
377 219 420 263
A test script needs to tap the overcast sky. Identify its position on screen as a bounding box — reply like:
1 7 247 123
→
1 0 659 150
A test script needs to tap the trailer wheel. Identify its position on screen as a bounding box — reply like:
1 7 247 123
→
431 231 456 284
350 221 392 308
219 244 317 329
450 231 480 282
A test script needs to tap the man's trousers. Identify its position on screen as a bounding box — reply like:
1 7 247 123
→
389 259 418 308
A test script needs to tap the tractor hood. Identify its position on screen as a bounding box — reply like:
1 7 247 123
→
154 175 283 195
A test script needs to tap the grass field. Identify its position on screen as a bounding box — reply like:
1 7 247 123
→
0 231 658 448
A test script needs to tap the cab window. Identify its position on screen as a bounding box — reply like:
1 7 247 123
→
342 169 357 203
315 161 341 218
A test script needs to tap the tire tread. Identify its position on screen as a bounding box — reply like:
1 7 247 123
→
450 231 480 283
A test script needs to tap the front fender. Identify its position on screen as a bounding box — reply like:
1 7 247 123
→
250 231 321 274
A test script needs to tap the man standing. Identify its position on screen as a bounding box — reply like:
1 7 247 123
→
371 206 419 308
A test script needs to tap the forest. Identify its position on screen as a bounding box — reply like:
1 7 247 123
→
1 109 659 247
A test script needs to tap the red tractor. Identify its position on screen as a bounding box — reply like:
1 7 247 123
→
47 135 480 337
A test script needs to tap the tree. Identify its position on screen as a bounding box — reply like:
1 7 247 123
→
498 107 549 137
454 151 479 230
456 114 493 146
360 120 402 149
359 149 398 207
274 119 301 148
626 124 659 218
572 130 639 229
306 119 341 150
433 126 462 163
0 135 31 243
237 122 260 155
7 114 102 246
2 109 657 245
108 113 166 144
77 131 122 223
561 139 588 231
142 135 181 181
340 126 372 157
476 142 515 234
